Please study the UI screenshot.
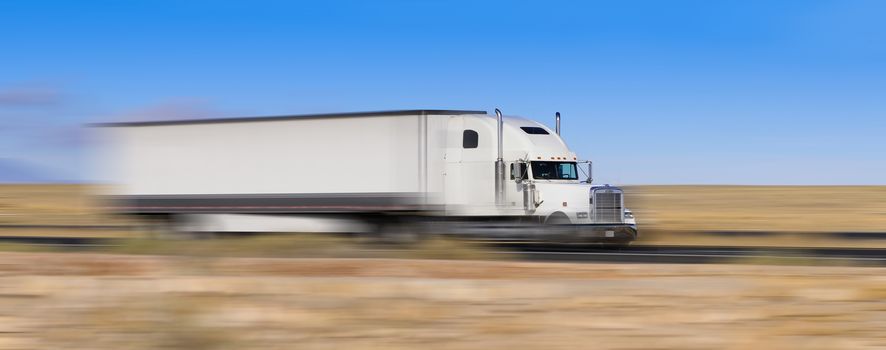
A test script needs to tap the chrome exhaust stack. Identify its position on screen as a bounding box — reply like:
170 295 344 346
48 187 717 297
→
494 108 505 206
555 112 561 135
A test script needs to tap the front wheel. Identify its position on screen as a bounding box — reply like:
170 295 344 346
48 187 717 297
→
544 212 578 243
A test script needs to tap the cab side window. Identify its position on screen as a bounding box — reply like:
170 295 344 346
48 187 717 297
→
463 130 478 149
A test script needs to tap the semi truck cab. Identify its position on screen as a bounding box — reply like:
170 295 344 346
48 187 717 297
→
444 111 638 243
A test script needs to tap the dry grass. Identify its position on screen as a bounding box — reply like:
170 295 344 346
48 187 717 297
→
0 184 130 227
0 253 884 349
624 185 886 232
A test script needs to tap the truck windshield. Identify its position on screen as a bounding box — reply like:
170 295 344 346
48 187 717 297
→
531 161 578 180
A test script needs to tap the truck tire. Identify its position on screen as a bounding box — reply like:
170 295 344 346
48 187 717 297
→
544 212 577 242
373 219 426 245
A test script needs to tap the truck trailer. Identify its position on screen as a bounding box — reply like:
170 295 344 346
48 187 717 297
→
96 109 638 244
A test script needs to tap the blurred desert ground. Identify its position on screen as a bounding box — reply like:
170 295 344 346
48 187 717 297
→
1 185 886 349
0 253 884 349
624 186 886 233
1 184 885 244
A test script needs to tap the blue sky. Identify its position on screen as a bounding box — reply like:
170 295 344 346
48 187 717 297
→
1 0 884 184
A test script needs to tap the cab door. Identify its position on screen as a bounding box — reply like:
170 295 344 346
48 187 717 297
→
443 117 465 208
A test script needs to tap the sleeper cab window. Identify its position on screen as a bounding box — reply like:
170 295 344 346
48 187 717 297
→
463 129 478 149
520 127 549 135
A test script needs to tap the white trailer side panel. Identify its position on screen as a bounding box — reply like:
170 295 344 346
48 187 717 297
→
107 115 424 196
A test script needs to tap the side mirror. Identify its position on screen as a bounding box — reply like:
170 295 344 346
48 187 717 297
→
512 162 527 182
586 161 593 183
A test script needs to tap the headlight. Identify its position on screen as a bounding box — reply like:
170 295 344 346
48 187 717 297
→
576 212 589 219
624 211 634 219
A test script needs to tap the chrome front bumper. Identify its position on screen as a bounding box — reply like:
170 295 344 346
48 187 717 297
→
551 224 638 243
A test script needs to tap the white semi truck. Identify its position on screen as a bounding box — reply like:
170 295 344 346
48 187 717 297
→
97 109 638 244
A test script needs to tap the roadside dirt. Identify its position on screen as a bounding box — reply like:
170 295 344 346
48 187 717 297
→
625 185 886 233
0 253 883 349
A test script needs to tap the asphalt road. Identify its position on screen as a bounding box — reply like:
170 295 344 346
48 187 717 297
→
496 243 886 265
0 235 885 266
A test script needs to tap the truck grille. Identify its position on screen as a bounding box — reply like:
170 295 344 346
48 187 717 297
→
593 190 624 223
